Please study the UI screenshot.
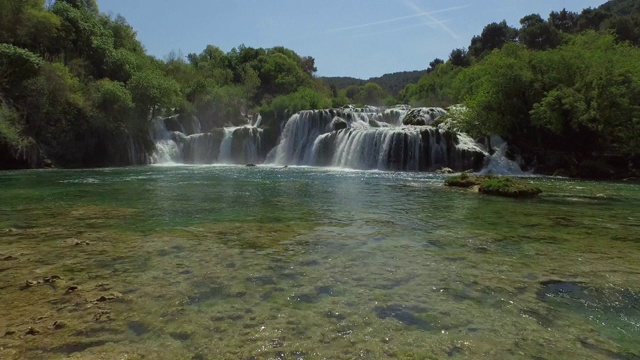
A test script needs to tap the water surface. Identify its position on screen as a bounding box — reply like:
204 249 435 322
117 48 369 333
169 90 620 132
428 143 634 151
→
1 166 639 359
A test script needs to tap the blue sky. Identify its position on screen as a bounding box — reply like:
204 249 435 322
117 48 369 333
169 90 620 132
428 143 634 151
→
98 0 606 79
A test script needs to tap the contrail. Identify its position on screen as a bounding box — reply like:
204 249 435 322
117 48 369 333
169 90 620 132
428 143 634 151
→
325 5 470 33
404 0 463 39
344 20 451 39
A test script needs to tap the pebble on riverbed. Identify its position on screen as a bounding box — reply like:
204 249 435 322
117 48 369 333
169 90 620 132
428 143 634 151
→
71 239 91 246
23 275 62 288
52 321 67 330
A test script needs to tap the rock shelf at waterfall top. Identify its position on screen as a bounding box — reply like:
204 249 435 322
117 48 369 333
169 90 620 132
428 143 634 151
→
445 173 542 198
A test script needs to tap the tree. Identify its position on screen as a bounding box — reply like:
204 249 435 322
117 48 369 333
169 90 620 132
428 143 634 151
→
404 62 461 107
0 44 44 94
549 9 579 33
128 70 181 121
300 56 317 77
449 48 470 67
58 0 98 13
601 15 640 44
576 8 610 32
91 79 134 131
354 82 387 106
454 43 534 138
518 14 561 50
427 58 444 73
468 20 519 59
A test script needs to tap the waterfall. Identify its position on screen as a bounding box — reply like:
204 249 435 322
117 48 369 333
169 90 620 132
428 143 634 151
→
150 116 265 165
149 118 181 164
267 107 487 171
218 128 236 163
253 114 262 128
146 107 520 173
478 137 526 175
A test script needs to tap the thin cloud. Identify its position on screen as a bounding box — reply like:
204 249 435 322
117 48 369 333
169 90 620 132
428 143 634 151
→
404 1 465 40
326 5 470 33
285 4 469 43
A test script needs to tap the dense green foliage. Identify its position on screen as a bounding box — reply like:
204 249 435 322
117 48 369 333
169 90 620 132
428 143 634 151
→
405 0 640 176
0 0 325 168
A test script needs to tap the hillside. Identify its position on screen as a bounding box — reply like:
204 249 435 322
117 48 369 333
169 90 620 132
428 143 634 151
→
321 70 427 96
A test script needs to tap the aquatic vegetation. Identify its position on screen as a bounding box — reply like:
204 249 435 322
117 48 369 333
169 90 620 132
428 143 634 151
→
445 173 542 198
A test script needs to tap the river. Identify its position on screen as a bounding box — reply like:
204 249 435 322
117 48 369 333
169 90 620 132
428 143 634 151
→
0 165 638 359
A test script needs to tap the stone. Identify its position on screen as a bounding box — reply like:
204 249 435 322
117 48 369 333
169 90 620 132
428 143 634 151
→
52 321 67 330
25 327 41 336
436 167 454 174
332 118 348 131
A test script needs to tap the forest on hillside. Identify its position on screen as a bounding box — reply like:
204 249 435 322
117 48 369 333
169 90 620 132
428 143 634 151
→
1 0 639 177
321 70 428 97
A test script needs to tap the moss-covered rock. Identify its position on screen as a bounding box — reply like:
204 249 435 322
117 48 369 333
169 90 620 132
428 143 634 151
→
445 173 542 198
444 172 485 188
478 177 542 198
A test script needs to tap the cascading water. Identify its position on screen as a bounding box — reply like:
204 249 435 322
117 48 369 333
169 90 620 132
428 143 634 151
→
267 106 487 171
150 118 181 164
218 128 236 163
148 106 525 174
150 116 265 165
478 136 527 175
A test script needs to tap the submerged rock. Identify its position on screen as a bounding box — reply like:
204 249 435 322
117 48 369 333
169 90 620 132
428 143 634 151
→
52 321 68 330
373 304 435 331
25 327 41 336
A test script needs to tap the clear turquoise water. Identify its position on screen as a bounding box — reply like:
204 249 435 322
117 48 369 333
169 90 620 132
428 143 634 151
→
0 165 639 359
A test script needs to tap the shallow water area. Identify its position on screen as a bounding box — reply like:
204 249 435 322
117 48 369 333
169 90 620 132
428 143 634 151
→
1 166 639 359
